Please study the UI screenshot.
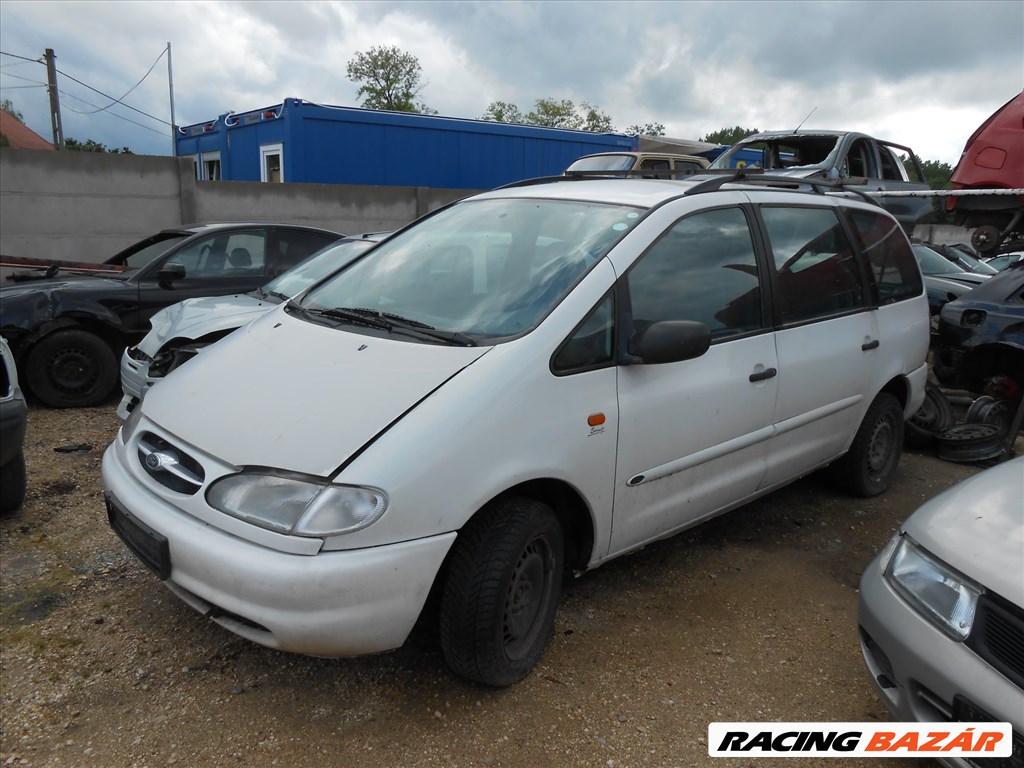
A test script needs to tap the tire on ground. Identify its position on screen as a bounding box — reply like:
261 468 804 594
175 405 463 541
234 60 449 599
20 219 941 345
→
26 329 118 408
439 496 564 687
832 392 904 497
0 449 27 515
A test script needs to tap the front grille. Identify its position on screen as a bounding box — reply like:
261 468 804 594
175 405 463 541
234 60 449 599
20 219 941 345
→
955 697 1024 768
967 592 1024 691
137 432 205 495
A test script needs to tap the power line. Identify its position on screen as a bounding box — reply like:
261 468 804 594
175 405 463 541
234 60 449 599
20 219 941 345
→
55 65 170 126
70 46 167 116
0 51 43 64
58 89 169 136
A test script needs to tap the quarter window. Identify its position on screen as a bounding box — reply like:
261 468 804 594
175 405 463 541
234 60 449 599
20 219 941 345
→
552 292 615 373
761 207 865 324
627 207 763 339
846 209 923 304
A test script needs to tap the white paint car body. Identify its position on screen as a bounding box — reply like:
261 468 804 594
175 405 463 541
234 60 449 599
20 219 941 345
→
103 177 930 685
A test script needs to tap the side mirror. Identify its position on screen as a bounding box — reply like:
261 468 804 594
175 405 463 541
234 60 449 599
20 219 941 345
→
158 262 186 288
628 320 711 365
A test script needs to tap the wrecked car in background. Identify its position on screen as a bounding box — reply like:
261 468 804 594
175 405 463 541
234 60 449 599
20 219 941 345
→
118 233 388 419
933 263 1024 394
709 130 931 231
0 223 343 408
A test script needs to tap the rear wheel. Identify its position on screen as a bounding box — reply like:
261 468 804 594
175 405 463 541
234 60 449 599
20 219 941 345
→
832 393 904 497
26 329 117 408
439 497 564 687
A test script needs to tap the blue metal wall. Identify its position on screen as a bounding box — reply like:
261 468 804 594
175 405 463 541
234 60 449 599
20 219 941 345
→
176 99 638 189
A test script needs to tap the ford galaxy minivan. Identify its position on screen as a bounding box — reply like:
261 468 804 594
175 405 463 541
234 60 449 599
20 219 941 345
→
103 174 929 686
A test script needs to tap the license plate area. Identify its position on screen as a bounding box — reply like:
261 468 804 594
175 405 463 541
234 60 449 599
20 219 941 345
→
954 696 1024 768
106 494 171 580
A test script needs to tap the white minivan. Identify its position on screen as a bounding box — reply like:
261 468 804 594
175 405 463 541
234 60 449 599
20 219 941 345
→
103 174 929 686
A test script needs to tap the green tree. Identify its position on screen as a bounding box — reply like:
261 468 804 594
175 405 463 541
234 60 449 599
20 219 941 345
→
701 126 760 145
1 98 24 120
480 100 524 124
64 137 133 154
917 158 955 223
625 122 666 136
483 98 615 132
346 45 434 114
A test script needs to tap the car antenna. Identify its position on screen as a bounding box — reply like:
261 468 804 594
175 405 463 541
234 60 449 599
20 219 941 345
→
794 106 817 132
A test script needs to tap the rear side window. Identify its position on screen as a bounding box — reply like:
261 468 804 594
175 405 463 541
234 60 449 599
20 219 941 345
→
846 210 923 304
761 206 865 324
627 207 763 340
275 230 339 271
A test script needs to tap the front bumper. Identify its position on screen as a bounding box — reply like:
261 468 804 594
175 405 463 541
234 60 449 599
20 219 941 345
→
858 554 1024 768
101 440 456 656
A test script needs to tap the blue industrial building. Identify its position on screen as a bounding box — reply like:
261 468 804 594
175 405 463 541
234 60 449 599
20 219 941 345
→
175 98 640 189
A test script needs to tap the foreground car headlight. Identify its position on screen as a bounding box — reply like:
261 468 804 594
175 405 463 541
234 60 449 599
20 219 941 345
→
885 535 981 640
207 473 387 537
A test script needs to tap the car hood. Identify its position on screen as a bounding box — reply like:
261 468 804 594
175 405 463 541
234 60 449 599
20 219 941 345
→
137 293 269 356
931 271 989 286
0 274 129 299
903 457 1024 608
141 309 491 476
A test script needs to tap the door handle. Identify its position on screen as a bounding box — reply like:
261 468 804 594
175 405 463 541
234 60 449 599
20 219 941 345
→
862 339 880 351
749 367 777 382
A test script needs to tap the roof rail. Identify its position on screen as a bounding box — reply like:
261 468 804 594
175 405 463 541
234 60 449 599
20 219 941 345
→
684 170 882 208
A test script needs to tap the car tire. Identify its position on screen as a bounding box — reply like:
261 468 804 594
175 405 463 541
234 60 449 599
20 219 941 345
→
905 383 955 448
832 393 904 497
26 329 118 408
0 449 27 515
439 497 564 687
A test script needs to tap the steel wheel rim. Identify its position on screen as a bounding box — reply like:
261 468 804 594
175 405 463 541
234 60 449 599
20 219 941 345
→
503 535 554 659
48 347 97 394
866 413 896 475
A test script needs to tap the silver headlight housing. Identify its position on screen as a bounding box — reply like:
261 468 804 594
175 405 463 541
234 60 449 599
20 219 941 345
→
884 534 981 640
207 472 387 537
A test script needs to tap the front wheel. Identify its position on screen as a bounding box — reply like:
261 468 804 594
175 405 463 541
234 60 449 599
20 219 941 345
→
26 329 118 408
832 393 904 497
439 497 564 687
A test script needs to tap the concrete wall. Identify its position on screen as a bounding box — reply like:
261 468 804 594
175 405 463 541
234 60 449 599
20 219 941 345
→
0 148 474 267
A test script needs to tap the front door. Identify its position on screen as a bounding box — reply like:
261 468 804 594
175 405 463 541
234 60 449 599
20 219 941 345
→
610 204 779 556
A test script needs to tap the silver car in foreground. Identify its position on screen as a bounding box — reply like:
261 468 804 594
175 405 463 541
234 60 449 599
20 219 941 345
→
858 456 1024 767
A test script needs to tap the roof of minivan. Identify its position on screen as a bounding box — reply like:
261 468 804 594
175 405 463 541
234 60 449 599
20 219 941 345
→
476 176 888 213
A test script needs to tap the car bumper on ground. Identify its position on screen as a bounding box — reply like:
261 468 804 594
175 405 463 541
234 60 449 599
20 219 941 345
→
101 441 456 657
858 555 1024 768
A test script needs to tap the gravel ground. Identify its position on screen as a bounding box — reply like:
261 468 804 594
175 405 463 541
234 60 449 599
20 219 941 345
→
1 396 1014 768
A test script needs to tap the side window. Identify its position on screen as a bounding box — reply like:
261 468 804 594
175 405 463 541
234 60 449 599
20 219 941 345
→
639 158 671 179
552 292 615 374
846 139 877 178
275 230 338 272
761 206 865 324
627 207 763 340
846 209 923 304
879 145 908 181
169 231 267 278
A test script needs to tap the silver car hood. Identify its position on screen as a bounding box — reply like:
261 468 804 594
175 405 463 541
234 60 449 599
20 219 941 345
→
904 457 1024 608
137 294 269 356
141 308 490 476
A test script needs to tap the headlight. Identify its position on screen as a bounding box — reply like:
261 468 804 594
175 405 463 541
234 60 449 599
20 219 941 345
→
884 535 981 640
206 473 387 537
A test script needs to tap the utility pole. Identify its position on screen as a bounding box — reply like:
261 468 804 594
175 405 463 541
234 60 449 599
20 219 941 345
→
44 48 64 149
167 42 176 156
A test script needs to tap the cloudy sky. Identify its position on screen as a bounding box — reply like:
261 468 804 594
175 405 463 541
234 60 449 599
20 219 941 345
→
1 0 1021 165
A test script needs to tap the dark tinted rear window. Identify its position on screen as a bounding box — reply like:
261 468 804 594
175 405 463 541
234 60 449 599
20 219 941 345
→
846 210 923 304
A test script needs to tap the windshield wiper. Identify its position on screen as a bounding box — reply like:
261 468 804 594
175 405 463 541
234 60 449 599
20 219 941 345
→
372 311 477 346
265 289 290 301
303 306 392 330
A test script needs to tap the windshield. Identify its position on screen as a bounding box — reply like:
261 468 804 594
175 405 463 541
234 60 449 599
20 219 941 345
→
262 239 377 299
952 250 998 274
913 245 966 274
566 154 635 172
298 197 642 343
709 136 841 171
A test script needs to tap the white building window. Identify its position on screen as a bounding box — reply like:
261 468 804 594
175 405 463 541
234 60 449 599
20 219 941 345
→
260 143 283 183
200 151 221 181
